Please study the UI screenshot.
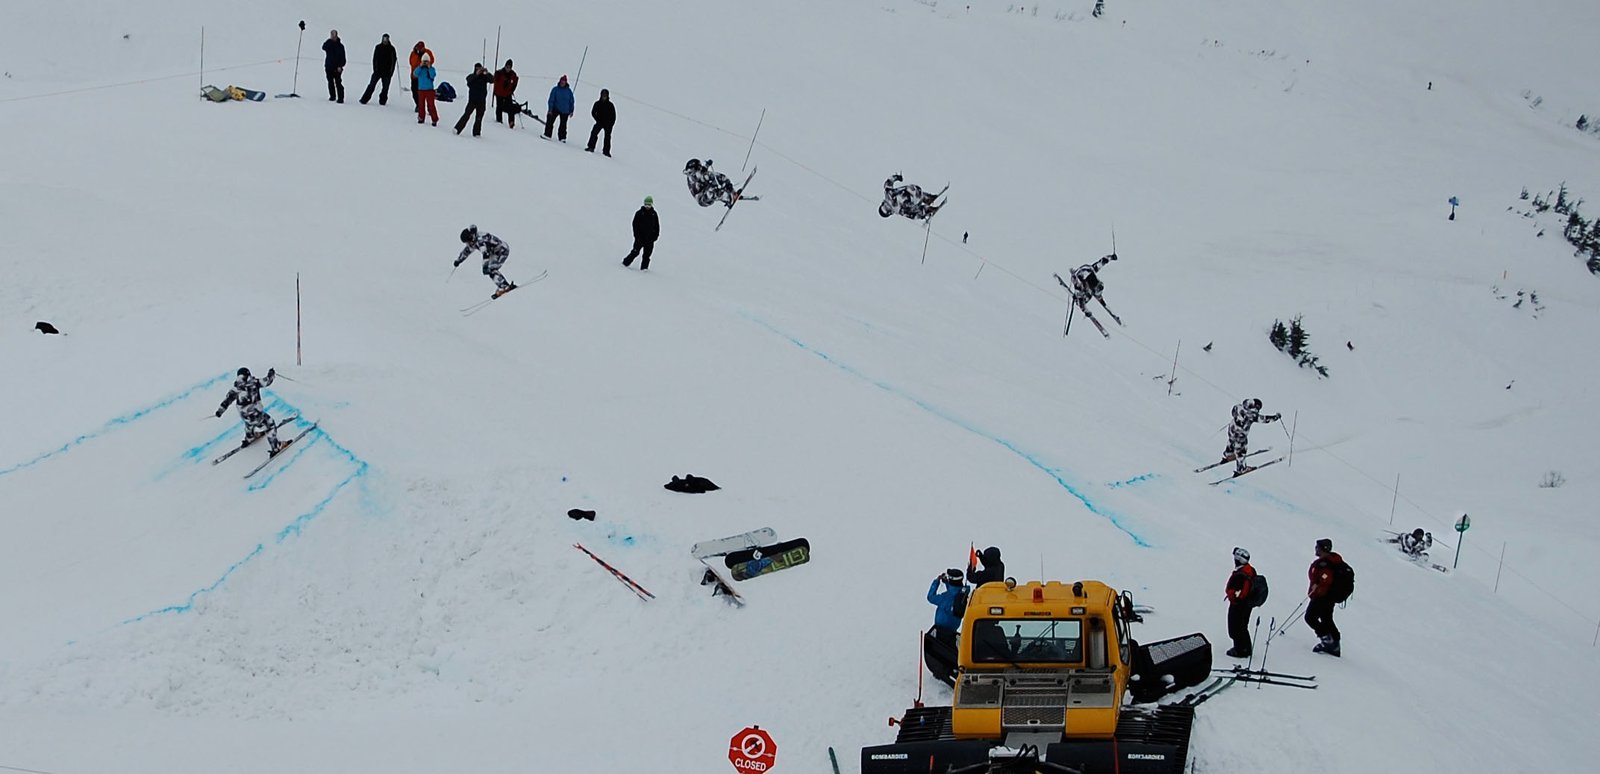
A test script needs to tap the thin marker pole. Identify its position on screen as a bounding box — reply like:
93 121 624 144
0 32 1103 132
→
1389 473 1400 525
741 108 765 172
295 273 303 366
573 45 588 88
1167 340 1180 396
200 27 205 93
1287 411 1298 467
920 221 933 264
1493 541 1506 593
493 26 501 69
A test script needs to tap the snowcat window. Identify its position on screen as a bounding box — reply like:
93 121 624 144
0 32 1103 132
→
970 619 1083 664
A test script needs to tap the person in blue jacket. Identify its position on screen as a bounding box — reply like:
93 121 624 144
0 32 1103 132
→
322 29 346 103
544 74 575 141
927 568 968 648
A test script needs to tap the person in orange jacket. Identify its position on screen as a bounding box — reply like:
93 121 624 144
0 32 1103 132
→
493 59 519 128
1305 538 1346 657
408 40 435 110
1224 547 1260 658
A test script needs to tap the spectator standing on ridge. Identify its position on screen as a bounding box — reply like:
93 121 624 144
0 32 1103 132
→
455 63 492 136
622 196 660 270
493 60 520 128
408 41 435 110
586 88 616 156
544 74 575 142
413 53 438 126
359 33 397 105
322 29 347 103
1224 547 1262 658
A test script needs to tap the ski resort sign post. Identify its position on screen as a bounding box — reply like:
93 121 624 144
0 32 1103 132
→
729 726 777 772
1453 513 1471 569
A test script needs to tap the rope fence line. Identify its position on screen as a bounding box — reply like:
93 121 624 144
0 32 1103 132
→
8 49 1595 641
0 762 60 774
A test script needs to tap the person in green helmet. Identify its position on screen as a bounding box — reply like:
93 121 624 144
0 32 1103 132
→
623 195 660 270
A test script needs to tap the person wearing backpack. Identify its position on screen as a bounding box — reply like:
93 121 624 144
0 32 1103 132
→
1305 538 1350 657
1224 547 1266 658
927 568 968 649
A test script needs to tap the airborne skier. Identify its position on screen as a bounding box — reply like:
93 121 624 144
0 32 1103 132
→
683 159 739 207
454 225 516 298
879 173 945 220
1221 398 1280 475
1053 253 1122 335
214 366 283 454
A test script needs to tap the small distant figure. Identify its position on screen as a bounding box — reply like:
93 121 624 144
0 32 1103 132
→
35 321 61 335
1221 398 1280 475
879 174 946 220
454 63 492 136
586 88 616 156
1395 528 1433 558
623 196 659 270
1448 196 1459 221
322 30 346 103
1052 252 1122 336
1346 340 1354 351
359 33 396 106
1428 81 1433 90
493 60 520 128
1203 341 1213 352
455 225 515 297
962 231 969 244
408 41 435 111
545 75 575 141
413 53 438 126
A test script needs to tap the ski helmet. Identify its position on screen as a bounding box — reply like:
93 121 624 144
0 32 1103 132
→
237 367 251 377
460 225 477 244
878 201 893 218
684 159 701 173
1411 528 1426 539
1315 538 1333 553
1233 546 1250 565
1245 398 1263 411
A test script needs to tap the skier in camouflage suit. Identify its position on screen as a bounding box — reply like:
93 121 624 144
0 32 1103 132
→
879 174 944 220
214 366 283 453
1223 398 1281 474
683 159 736 207
455 225 515 296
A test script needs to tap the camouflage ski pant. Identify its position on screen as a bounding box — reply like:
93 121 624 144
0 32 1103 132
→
481 248 511 290
241 404 280 446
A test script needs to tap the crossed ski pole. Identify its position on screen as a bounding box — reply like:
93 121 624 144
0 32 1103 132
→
1268 600 1307 643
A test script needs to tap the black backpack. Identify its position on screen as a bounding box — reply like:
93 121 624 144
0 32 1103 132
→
951 586 970 620
1329 560 1355 603
1248 573 1269 606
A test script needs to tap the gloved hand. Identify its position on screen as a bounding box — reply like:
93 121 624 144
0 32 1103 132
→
1109 253 1118 261
453 258 464 267
1268 414 1282 421
267 368 275 379
214 408 224 418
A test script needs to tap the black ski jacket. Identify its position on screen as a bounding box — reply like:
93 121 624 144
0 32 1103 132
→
465 71 493 102
591 98 616 128
323 38 347 69
632 206 660 243
372 41 397 76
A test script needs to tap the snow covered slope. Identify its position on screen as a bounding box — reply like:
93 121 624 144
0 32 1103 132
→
3 1 1599 771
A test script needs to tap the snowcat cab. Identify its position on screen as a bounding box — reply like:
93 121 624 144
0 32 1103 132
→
865 580 1210 774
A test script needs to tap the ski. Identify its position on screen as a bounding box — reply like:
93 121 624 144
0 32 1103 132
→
690 527 778 560
574 543 655 601
1228 674 1318 690
212 416 299 465
1098 299 1124 326
714 166 756 232
699 558 746 607
242 422 318 479
1180 674 1240 707
1210 456 1284 485
460 270 548 315
1194 449 1271 473
1214 667 1316 682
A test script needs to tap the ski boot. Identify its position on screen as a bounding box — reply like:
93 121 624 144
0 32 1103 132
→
1225 647 1251 659
1312 636 1341 657
492 283 516 299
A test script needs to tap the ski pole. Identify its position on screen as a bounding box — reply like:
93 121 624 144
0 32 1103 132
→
1064 301 1076 337
1248 615 1262 671
447 263 459 282
1257 616 1276 686
1271 600 1306 641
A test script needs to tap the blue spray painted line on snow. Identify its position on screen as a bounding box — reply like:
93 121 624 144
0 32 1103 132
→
743 314 1151 547
1107 473 1159 489
0 372 233 479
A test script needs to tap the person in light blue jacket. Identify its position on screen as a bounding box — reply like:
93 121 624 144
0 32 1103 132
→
544 74 575 141
927 569 968 642
413 53 438 125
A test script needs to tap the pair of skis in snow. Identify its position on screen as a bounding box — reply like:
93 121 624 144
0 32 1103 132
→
1196 448 1284 485
211 416 319 479
458 269 549 315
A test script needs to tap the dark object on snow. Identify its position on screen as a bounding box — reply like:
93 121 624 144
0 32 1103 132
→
1346 341 1354 351
1128 632 1214 703
664 474 719 493
722 538 807 569
436 81 456 101
567 508 596 521
1202 341 1213 352
35 321 61 334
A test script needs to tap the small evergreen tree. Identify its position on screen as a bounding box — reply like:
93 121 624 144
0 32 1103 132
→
1554 182 1571 214
1563 211 1589 244
1269 319 1289 351
1287 315 1309 358
1533 192 1550 212
1520 186 1530 200
1093 0 1105 17
1579 115 1590 132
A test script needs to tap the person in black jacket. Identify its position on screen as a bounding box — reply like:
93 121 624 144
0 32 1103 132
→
322 29 346 103
622 196 660 270
586 88 616 156
966 546 1005 586
359 33 397 105
455 63 493 136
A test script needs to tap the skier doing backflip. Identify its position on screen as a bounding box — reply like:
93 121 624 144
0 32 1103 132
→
683 159 739 207
1222 398 1281 475
879 173 945 220
455 225 515 297
214 367 283 454
1053 253 1121 336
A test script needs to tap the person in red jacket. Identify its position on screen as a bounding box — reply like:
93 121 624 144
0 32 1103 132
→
1224 547 1259 658
1305 538 1343 657
493 60 519 128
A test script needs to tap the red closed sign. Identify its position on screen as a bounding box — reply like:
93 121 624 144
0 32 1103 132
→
728 726 777 772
